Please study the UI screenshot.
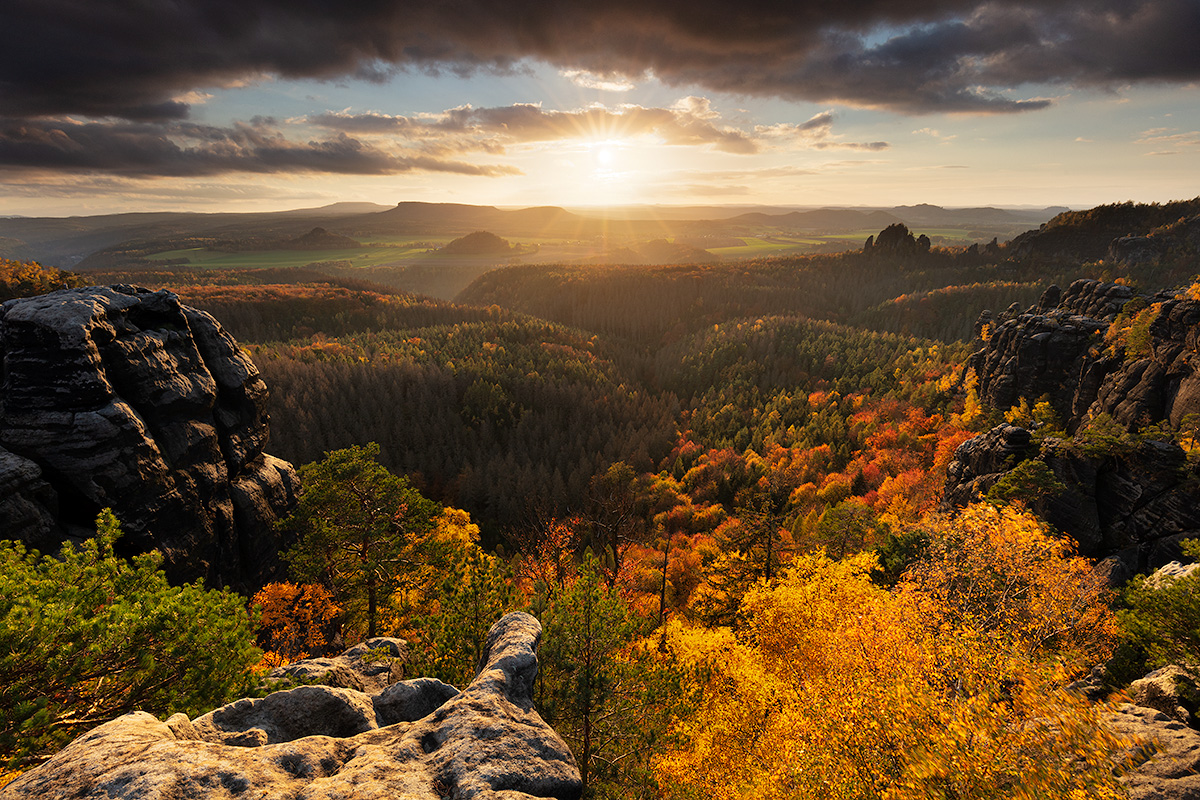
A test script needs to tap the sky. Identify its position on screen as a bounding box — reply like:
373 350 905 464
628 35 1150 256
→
2 0 1199 216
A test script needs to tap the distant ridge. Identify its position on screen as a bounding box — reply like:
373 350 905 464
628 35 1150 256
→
0 199 1066 268
890 204 1062 227
726 209 901 230
361 202 581 235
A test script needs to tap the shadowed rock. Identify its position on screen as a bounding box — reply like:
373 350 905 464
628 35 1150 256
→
0 612 582 800
946 279 1200 572
0 285 297 590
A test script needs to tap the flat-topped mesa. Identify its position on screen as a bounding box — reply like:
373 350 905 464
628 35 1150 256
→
1 612 583 800
0 285 297 590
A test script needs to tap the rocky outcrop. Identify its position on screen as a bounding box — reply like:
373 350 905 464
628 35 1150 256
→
969 280 1130 424
0 285 298 589
268 637 410 694
1 612 582 800
942 423 1200 572
1110 216 1200 267
1110 703 1200 800
1128 666 1200 727
945 279 1200 571
969 278 1200 435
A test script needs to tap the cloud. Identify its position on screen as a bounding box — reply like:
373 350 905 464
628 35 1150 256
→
560 70 637 92
0 117 519 177
1135 128 1200 148
756 111 890 150
2 0 1196 123
311 101 764 154
309 100 889 157
0 96 879 178
914 127 957 142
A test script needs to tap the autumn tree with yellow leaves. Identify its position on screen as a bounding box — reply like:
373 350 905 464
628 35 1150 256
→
654 504 1134 800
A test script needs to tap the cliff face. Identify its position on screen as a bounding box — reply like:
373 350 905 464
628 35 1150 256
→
0 285 297 590
943 424 1200 577
946 279 1200 575
971 278 1200 433
1 613 583 800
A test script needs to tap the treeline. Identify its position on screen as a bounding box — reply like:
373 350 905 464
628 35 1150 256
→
848 280 1045 341
174 284 500 343
1010 197 1200 267
0 258 85 302
455 250 1008 348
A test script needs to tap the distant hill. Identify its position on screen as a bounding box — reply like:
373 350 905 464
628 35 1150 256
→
1009 198 1200 264
889 204 1062 227
0 199 1065 270
726 208 901 230
284 227 360 250
441 231 514 255
360 203 581 236
0 204 388 267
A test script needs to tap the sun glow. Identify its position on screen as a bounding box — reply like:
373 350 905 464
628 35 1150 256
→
590 139 627 171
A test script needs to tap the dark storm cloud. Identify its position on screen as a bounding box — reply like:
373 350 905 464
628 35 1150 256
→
3 0 1197 123
0 118 518 177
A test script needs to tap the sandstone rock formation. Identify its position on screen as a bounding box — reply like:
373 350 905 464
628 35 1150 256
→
945 279 1200 571
0 285 298 589
969 280 1131 424
0 612 581 800
1110 703 1200 800
1128 666 1200 727
968 278 1200 435
268 637 410 694
942 423 1200 572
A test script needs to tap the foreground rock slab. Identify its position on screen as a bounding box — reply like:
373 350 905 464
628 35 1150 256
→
1 612 581 800
1111 703 1200 800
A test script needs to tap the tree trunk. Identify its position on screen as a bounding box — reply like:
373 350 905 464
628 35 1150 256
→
367 572 377 638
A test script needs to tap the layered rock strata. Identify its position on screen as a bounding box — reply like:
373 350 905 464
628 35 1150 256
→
969 279 1200 434
946 280 1200 572
0 285 297 589
1 612 583 800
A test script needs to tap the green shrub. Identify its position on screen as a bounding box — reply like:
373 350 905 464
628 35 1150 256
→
1112 539 1200 685
0 510 261 767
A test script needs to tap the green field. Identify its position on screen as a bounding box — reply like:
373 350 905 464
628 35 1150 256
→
707 236 826 257
149 236 455 270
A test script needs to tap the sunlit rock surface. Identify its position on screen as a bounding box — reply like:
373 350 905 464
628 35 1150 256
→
1 612 582 800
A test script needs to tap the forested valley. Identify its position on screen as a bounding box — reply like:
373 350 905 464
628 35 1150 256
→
7 200 1200 797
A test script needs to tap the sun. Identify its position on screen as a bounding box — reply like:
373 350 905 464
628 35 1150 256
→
595 144 617 167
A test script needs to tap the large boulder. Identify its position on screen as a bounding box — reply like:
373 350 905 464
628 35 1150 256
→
0 285 297 590
1128 666 1200 727
0 612 582 800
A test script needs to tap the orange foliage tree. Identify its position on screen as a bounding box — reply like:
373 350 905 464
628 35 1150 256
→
654 505 1133 800
252 582 340 663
